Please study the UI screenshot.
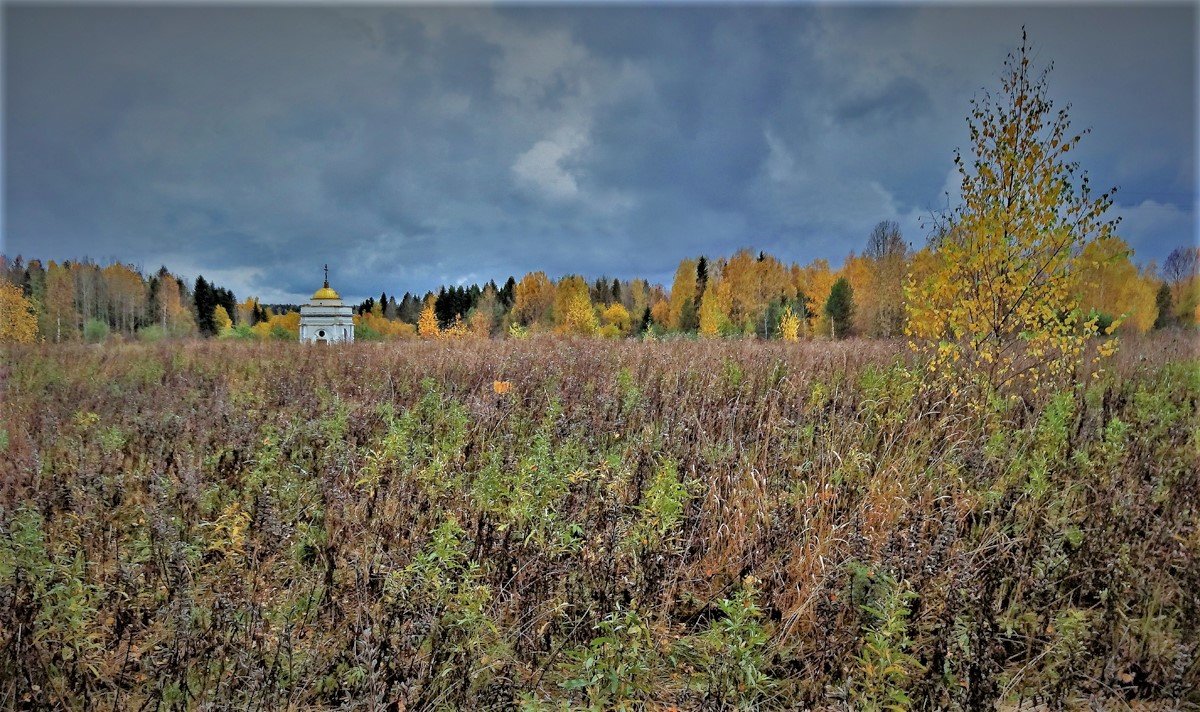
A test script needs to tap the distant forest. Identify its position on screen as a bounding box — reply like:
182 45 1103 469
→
2 229 1197 344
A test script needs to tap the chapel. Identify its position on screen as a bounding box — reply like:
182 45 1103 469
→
299 265 355 343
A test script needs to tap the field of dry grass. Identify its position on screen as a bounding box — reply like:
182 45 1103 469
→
1 335 1197 709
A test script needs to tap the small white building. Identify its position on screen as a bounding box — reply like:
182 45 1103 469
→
299 266 354 344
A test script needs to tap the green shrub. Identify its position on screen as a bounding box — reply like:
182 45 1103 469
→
136 324 165 342
83 318 109 343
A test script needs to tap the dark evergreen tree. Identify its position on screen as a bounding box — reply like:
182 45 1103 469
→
214 287 236 325
499 277 516 308
435 287 452 324
193 275 216 335
592 277 610 305
398 293 421 324
824 277 855 339
146 276 160 325
1154 283 1175 329
639 306 652 334
2 256 27 294
795 290 813 321
695 256 708 307
679 299 699 332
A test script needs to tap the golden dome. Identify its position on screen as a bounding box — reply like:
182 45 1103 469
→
312 286 341 300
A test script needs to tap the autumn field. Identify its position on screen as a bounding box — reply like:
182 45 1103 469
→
0 335 1197 710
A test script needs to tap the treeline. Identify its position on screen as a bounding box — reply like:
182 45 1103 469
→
352 225 1198 342
0 259 276 343
2 232 1197 344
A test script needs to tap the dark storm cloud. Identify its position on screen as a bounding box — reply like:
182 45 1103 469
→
834 77 932 126
3 3 1195 302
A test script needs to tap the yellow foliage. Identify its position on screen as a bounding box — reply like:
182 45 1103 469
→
721 250 793 333
698 276 731 337
906 38 1118 400
251 310 300 339
667 259 699 331
626 279 651 321
468 308 494 338
43 261 78 342
553 276 597 335
513 271 555 326
650 299 671 330
777 305 801 342
795 259 836 335
443 314 468 339
418 299 441 339
840 254 875 337
0 281 39 344
101 263 147 333
1176 275 1200 326
356 310 417 339
1074 235 1156 334
213 305 233 332
208 502 251 555
156 273 196 337
236 297 260 326
599 302 631 335
493 380 512 395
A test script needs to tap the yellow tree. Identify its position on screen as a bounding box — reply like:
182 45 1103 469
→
753 253 794 322
356 311 416 340
468 284 501 338
418 296 441 339
281 311 303 338
721 250 761 333
468 308 493 338
666 258 699 331
840 253 876 337
797 259 836 337
212 305 234 333
512 271 555 327
443 314 468 339
554 276 597 335
253 311 301 340
650 298 670 330
102 263 146 335
43 261 79 342
862 220 909 337
625 279 651 322
252 311 299 339
906 32 1119 399
157 273 196 337
1075 235 1156 333
236 297 259 326
0 281 39 343
698 276 732 337
777 305 801 342
599 301 631 338
718 250 794 336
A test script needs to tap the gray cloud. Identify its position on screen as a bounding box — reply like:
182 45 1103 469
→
3 4 1195 303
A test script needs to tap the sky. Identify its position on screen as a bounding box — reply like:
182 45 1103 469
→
3 2 1196 303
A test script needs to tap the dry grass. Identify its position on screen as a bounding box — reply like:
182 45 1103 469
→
0 334 1196 709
